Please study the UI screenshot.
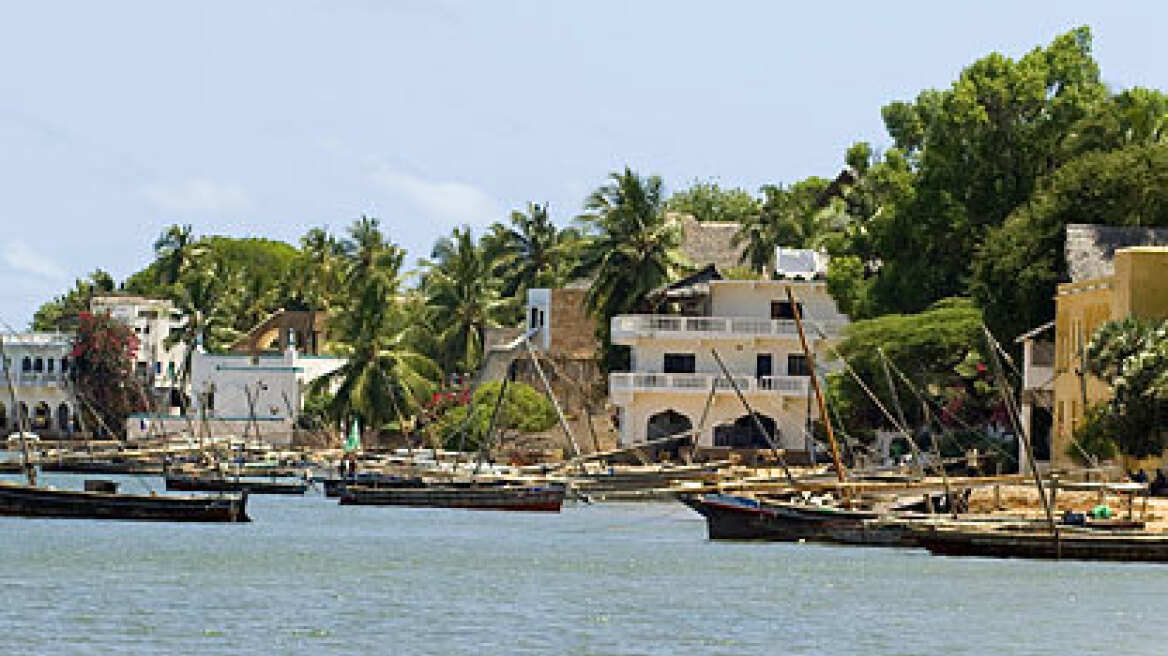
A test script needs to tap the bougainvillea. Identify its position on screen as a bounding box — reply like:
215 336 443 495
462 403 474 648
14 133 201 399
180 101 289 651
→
70 311 146 438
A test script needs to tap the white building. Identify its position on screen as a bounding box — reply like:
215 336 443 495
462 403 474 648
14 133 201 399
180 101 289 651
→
0 332 79 436
608 270 848 454
128 334 345 446
90 294 186 402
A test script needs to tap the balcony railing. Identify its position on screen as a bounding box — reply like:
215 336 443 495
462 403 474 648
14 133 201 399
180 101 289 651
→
610 372 810 396
8 373 66 387
611 315 845 341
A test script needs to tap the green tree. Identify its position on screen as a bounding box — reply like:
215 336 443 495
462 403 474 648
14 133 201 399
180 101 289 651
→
971 143 1168 342
153 224 199 288
424 226 510 374
859 27 1108 317
575 167 687 367
433 380 558 451
666 180 760 224
489 203 582 299
828 298 997 436
165 251 241 387
733 177 830 272
1082 318 1168 458
31 270 116 331
315 218 440 435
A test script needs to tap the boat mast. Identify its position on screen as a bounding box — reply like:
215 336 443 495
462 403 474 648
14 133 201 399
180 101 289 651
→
786 287 847 490
0 332 37 486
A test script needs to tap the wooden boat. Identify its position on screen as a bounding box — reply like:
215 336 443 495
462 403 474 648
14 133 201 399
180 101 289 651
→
339 483 566 512
164 472 308 495
41 459 164 476
0 461 25 474
679 493 922 546
0 479 249 522
321 473 424 498
910 523 1168 562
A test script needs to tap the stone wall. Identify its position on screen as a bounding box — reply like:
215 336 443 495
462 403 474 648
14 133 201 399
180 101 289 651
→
1065 224 1168 282
547 288 598 358
677 214 745 270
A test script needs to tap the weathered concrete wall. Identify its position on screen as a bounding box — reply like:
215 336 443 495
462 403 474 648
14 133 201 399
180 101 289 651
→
1065 224 1168 283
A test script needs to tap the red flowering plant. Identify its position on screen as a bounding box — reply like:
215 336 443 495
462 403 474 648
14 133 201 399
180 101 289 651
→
69 311 147 438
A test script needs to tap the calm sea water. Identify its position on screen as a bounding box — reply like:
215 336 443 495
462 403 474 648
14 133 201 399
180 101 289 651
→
0 472 1166 655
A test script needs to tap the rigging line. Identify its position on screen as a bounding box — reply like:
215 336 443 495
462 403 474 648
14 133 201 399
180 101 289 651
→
881 353 1019 465
798 317 928 470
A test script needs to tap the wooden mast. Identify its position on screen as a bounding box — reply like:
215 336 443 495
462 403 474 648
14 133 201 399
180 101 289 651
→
785 286 847 489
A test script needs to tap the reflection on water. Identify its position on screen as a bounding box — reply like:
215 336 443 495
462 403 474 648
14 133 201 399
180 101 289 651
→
0 473 1166 655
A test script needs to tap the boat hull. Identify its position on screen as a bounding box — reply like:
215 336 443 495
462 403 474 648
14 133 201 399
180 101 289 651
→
321 476 424 498
165 474 307 495
0 481 249 522
339 485 565 512
680 494 913 546
41 460 164 475
913 527 1168 562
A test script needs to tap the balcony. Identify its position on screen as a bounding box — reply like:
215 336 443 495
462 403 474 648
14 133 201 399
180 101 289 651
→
611 314 845 343
10 373 66 387
609 372 810 397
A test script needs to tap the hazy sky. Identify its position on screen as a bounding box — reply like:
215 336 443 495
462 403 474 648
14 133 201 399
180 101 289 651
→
2 1 1166 328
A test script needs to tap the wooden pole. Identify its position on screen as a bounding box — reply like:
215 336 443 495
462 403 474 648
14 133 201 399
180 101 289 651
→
786 287 846 489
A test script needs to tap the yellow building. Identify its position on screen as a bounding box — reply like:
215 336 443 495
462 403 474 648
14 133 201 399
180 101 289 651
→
1052 247 1168 467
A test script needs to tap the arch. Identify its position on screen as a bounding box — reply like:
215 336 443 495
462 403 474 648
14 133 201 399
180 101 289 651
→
21 357 31 373
646 409 693 441
57 404 71 433
714 414 778 449
32 402 51 430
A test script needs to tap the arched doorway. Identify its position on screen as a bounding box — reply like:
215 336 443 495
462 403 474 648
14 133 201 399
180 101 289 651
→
57 404 71 433
33 402 51 431
714 414 778 449
647 409 692 440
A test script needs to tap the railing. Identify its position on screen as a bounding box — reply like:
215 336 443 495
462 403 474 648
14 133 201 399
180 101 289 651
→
610 372 810 396
611 315 846 341
10 373 66 387
1 332 72 347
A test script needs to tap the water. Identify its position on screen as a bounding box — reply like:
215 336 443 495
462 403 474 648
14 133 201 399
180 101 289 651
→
1 473 1166 655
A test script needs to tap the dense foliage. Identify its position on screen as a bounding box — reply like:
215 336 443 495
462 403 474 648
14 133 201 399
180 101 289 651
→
1081 318 1168 458
431 381 558 451
70 312 145 438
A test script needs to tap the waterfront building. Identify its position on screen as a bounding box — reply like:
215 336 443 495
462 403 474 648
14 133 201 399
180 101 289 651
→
1052 242 1168 467
127 331 344 446
0 332 78 436
608 256 848 457
90 294 186 407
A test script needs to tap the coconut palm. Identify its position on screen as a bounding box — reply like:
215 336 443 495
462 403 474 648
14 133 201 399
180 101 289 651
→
575 167 686 322
490 203 583 298
424 226 509 374
153 224 200 287
165 252 241 389
286 227 345 352
316 219 438 434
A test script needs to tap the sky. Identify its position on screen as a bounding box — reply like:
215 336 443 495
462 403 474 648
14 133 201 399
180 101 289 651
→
2 1 1168 329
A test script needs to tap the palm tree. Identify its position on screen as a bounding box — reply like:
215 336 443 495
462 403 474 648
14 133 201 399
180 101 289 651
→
490 203 582 298
575 167 686 328
165 252 241 389
286 227 345 352
734 180 834 273
153 224 199 287
315 219 438 437
424 227 509 374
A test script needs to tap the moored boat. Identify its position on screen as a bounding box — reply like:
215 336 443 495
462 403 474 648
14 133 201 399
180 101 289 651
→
321 473 424 498
164 472 308 495
0 479 249 522
339 483 566 512
910 523 1168 562
679 493 921 546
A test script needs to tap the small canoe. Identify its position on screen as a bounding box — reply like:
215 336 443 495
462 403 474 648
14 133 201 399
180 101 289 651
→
0 480 249 522
339 483 565 512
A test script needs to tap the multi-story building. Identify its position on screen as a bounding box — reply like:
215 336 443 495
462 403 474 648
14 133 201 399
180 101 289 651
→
608 264 847 455
90 294 186 405
1052 245 1168 467
0 332 78 436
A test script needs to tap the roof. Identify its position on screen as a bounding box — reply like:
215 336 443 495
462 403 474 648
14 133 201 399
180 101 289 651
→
676 214 745 270
648 264 724 302
1015 320 1055 343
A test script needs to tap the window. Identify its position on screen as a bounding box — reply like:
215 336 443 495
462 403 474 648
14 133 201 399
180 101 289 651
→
663 353 696 374
770 301 803 320
787 354 811 377
47 359 54 373
756 354 773 378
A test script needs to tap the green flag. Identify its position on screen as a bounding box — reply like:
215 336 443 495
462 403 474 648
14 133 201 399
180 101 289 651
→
345 417 361 452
